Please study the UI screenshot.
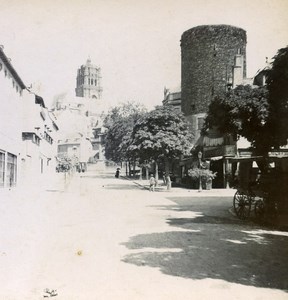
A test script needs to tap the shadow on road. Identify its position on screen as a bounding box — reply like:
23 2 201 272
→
122 197 288 290
80 174 114 180
103 184 146 190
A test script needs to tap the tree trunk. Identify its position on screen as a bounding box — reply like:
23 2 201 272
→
155 161 159 187
164 157 171 190
145 167 149 180
139 167 143 181
128 161 131 177
198 176 202 192
133 160 136 178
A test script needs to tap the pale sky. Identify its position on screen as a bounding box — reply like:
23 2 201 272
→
1 0 288 109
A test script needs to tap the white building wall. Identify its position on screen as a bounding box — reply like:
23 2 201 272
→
1 48 60 190
20 91 59 188
0 56 23 188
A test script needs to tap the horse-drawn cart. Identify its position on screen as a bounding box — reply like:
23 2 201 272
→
230 155 288 223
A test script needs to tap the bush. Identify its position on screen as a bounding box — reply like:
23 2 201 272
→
188 168 217 181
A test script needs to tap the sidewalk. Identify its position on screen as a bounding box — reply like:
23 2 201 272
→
0 171 75 201
124 176 288 230
123 176 236 197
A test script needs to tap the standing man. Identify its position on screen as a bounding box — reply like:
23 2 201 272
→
149 174 156 192
162 171 167 185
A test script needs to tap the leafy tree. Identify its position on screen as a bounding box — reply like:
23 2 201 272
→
266 46 288 148
203 46 288 155
103 102 147 164
203 85 270 154
202 47 288 215
128 105 193 189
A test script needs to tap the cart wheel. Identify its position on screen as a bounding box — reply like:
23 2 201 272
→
233 191 251 219
254 199 265 220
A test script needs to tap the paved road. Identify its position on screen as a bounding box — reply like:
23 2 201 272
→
0 165 287 299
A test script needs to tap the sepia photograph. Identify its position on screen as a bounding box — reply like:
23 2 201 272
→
0 0 288 299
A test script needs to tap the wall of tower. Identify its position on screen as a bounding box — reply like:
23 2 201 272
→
181 25 247 116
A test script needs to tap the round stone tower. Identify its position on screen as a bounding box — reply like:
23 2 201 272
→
181 25 247 116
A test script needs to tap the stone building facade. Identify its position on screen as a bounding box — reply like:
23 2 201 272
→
0 46 25 188
0 46 59 189
21 93 59 188
162 86 181 113
55 58 106 169
75 58 103 99
179 25 247 188
181 24 247 116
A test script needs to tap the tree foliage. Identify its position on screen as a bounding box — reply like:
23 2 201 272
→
103 102 147 163
203 85 270 154
128 105 193 188
266 46 288 148
129 105 193 160
203 46 288 155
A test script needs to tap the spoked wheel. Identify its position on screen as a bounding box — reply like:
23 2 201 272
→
233 190 251 220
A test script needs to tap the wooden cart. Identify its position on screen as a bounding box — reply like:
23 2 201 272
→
230 155 288 221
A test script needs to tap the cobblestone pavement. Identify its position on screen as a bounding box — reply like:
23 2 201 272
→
0 165 287 299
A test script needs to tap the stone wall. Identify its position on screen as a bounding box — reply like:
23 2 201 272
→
181 25 247 116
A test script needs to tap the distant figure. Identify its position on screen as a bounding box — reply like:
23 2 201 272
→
162 171 167 185
192 150 207 170
149 174 156 192
115 168 120 178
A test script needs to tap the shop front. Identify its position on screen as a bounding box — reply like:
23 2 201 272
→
203 145 236 188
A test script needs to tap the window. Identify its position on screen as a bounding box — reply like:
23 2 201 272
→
58 145 67 153
197 117 205 130
22 132 40 145
6 153 17 187
0 152 5 187
40 158 44 174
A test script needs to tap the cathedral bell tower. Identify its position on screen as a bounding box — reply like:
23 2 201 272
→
75 58 102 99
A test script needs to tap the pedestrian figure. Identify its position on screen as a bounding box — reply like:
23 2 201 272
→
115 168 120 178
162 171 167 185
149 174 156 192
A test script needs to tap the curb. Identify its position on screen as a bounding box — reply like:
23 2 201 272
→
121 176 236 196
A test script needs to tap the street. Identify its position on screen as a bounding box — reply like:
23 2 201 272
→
0 165 287 300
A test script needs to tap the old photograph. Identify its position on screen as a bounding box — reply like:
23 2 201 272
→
0 0 288 299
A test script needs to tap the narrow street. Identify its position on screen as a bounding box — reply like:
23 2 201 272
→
0 165 287 300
